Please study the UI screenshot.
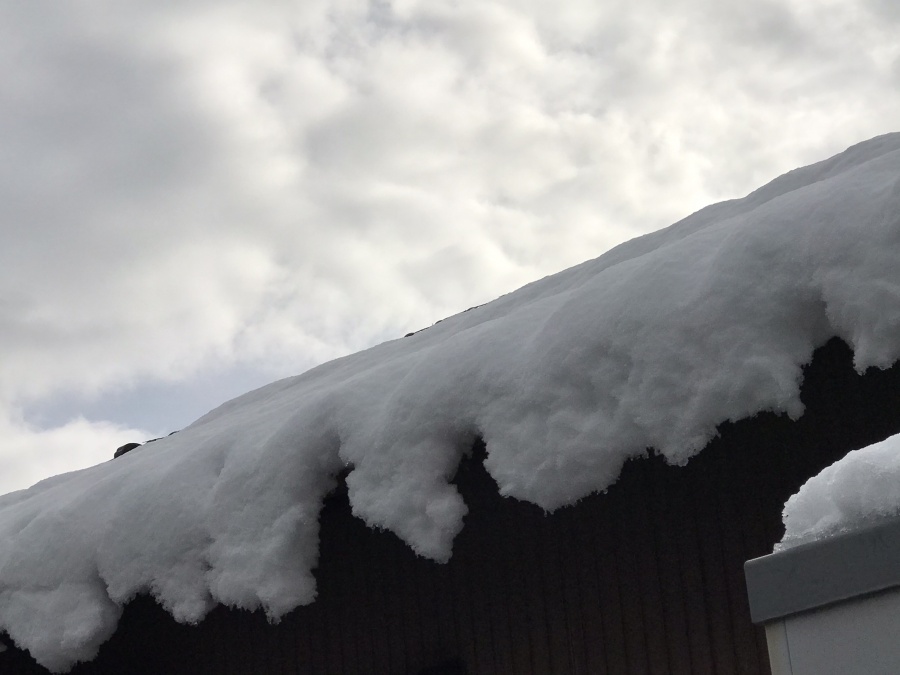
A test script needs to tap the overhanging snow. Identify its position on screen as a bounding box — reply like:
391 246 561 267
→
3 133 900 672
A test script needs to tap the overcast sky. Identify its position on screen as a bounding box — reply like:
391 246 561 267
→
2 0 899 494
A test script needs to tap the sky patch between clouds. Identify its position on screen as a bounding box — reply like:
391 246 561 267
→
1 0 900 494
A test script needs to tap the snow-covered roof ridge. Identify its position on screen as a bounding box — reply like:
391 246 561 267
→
3 133 900 672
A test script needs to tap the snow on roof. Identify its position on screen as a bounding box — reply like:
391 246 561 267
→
3 133 900 672
778 431 900 551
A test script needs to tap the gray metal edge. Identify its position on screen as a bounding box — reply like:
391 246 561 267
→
744 515 900 624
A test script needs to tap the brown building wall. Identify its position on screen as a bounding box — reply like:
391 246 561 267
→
5 337 900 675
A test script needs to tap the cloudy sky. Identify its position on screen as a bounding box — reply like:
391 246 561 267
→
2 0 899 494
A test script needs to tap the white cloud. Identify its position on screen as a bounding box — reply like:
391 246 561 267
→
0 411 148 496
1 0 900 492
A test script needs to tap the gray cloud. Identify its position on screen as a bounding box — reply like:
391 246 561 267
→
2 0 899 491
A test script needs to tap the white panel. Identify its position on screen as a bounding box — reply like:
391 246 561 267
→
785 587 900 675
764 620 793 675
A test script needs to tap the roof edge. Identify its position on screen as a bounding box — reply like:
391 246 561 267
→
745 514 900 624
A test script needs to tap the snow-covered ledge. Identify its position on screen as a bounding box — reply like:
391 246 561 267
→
746 519 900 675
746 433 900 675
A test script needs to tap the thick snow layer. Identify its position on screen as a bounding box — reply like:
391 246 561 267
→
778 432 900 551
3 133 900 671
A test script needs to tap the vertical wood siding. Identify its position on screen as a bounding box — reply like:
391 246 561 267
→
5 337 900 675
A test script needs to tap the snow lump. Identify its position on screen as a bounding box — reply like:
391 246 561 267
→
779 431 900 551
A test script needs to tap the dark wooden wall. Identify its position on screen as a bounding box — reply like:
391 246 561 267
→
5 337 900 675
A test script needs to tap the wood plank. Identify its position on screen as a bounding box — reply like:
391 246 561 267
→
671 467 715 675
569 496 609 675
646 461 693 674
594 491 627 674
630 460 671 674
